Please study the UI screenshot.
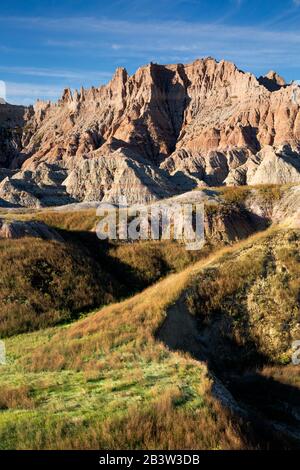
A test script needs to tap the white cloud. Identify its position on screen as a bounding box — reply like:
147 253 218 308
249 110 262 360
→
5 81 63 105
36 17 300 73
0 66 112 81
2 13 300 102
23 16 300 46
0 16 297 42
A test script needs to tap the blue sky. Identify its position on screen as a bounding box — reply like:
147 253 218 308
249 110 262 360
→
1 0 300 104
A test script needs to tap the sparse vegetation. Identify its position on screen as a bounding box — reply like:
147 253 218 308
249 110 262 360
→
0 228 212 336
0 237 116 336
219 186 251 205
0 226 299 449
0 190 299 450
218 184 286 206
186 229 300 367
0 385 35 410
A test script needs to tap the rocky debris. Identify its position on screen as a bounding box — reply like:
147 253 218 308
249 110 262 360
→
161 147 250 188
0 177 42 208
160 148 207 190
64 148 176 204
0 218 63 241
0 162 74 208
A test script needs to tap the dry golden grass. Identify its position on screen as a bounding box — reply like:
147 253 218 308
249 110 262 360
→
217 184 294 206
184 227 300 366
0 237 115 336
0 225 213 338
33 209 98 232
21 226 280 373
0 385 35 410
109 240 210 286
261 365 300 388
0 208 98 232
219 186 251 205
1 225 298 450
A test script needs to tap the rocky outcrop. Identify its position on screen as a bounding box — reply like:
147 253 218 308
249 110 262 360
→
258 70 286 92
224 145 300 186
64 148 176 204
204 204 263 244
20 58 300 192
20 59 300 172
272 184 300 227
0 163 73 208
0 218 63 241
247 145 300 185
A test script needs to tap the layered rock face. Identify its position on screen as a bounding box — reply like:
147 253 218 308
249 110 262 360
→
64 148 176 205
1 57 300 206
0 163 73 208
0 103 29 168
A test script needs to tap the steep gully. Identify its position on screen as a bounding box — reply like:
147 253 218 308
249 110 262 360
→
156 248 300 449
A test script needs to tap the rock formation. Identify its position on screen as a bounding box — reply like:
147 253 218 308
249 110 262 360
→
0 218 63 241
0 162 73 208
1 57 300 206
64 148 176 204
0 102 28 168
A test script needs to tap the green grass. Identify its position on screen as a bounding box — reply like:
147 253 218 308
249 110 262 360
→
0 327 226 449
0 190 299 449
0 237 258 449
1 226 299 449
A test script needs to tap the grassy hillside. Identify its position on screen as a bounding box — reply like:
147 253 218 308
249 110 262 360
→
0 185 276 338
185 228 300 366
0 237 117 337
0 227 299 449
0 264 244 450
0 231 211 337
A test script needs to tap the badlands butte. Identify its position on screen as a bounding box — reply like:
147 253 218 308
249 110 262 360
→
1 57 300 208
